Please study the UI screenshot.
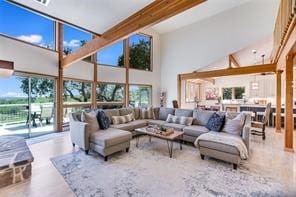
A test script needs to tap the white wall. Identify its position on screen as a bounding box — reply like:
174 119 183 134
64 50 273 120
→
64 60 94 80
160 0 279 107
0 36 58 76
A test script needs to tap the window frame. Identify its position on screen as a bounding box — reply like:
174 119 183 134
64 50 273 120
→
128 83 153 108
128 33 153 72
222 87 245 100
96 40 125 67
0 1 56 51
96 82 126 105
63 78 93 106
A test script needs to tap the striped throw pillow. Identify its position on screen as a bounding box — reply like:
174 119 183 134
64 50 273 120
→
166 114 193 126
112 113 135 125
140 107 155 119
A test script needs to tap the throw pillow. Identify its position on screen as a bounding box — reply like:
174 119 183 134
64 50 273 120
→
166 114 178 123
140 107 155 119
166 114 193 126
223 113 246 135
96 110 110 130
112 113 135 125
81 111 100 133
206 113 225 132
179 116 194 126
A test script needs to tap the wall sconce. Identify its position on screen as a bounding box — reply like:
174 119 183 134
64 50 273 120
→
0 60 14 78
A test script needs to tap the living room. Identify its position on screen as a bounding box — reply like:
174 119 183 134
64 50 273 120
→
0 0 295 196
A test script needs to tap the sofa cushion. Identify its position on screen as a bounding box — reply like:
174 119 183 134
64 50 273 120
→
147 119 166 126
193 110 215 126
159 107 175 121
175 109 193 117
133 108 141 120
130 119 147 129
104 109 120 124
81 111 100 133
183 125 209 137
140 107 155 119
110 122 135 131
153 107 160 119
90 128 132 148
119 108 135 116
198 139 240 155
163 123 186 131
206 113 225 132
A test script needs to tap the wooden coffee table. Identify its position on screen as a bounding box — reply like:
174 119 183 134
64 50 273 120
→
134 127 184 158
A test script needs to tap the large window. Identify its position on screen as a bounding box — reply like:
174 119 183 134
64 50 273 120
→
63 24 92 62
0 0 54 49
129 85 152 107
63 80 91 104
129 34 152 71
222 87 245 100
96 83 125 103
96 41 124 67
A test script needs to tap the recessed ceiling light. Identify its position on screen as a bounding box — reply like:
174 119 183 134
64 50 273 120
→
33 0 51 6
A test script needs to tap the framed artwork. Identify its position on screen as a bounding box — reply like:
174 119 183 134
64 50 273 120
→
205 87 219 100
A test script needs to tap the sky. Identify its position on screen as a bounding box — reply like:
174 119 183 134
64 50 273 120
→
0 0 148 98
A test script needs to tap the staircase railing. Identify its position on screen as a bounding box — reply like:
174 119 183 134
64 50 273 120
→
272 0 296 62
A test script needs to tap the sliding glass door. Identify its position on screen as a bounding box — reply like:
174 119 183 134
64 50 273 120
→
0 73 56 138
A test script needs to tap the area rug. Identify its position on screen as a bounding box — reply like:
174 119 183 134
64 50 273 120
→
51 137 287 197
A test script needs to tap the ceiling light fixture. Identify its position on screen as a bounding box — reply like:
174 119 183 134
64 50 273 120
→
0 60 14 78
33 0 51 6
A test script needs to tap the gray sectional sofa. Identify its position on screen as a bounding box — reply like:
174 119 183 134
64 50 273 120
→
70 107 250 168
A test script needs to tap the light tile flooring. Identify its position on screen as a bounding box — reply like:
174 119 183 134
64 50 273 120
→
0 128 295 197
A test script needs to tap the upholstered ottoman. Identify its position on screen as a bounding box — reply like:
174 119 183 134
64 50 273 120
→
89 128 132 161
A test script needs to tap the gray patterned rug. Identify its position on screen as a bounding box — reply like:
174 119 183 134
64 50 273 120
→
51 137 288 197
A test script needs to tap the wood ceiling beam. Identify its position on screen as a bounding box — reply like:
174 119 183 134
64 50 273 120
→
61 0 206 67
229 54 240 68
180 63 276 80
0 60 14 69
201 78 215 84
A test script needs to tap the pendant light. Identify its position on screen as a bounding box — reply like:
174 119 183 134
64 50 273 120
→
251 50 259 90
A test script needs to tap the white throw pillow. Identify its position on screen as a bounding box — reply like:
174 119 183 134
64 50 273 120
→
223 113 245 135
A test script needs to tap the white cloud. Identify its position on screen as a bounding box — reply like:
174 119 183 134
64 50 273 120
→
0 92 27 98
63 40 81 48
17 34 43 44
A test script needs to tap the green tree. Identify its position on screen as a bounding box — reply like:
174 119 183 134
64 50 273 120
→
63 81 91 102
18 77 54 99
118 38 151 69
96 84 124 102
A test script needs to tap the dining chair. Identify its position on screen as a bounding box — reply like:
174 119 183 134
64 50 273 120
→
251 102 271 140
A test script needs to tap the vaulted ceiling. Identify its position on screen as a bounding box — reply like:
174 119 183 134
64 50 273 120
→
9 0 258 35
